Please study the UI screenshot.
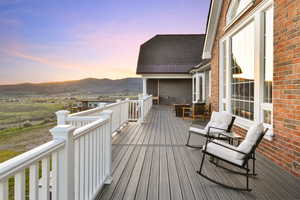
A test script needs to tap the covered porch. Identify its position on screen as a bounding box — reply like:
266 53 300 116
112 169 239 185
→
96 105 300 200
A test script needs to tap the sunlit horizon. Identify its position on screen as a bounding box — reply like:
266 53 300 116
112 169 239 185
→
0 76 140 85
0 0 210 85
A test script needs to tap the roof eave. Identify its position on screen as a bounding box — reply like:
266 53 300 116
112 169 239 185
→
137 72 191 75
202 0 223 59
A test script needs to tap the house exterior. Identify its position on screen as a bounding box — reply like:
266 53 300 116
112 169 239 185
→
137 34 209 105
203 0 300 177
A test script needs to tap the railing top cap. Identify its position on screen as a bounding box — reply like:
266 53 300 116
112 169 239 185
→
56 110 70 115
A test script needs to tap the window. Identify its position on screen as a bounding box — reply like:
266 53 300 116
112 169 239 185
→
231 21 255 120
192 73 205 103
262 6 274 126
221 41 227 111
226 0 254 26
192 75 197 102
219 0 274 139
263 7 273 104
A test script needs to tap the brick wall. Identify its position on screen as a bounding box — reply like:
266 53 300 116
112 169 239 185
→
210 0 300 177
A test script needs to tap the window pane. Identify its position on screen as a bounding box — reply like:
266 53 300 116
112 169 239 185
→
236 0 253 15
193 77 197 101
231 21 255 120
263 110 272 124
199 76 203 102
223 41 227 98
223 103 227 111
264 7 273 103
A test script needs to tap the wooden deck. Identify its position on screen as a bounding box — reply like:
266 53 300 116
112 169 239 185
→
96 106 300 200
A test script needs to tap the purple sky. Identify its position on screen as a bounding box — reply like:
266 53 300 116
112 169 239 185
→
0 0 211 84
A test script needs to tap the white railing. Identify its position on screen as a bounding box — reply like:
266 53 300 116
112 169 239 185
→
128 95 152 122
0 96 152 200
0 126 71 200
72 112 113 200
142 95 153 119
128 100 140 121
59 99 129 133
0 113 112 200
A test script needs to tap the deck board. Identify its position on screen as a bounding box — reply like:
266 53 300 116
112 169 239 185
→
96 105 300 200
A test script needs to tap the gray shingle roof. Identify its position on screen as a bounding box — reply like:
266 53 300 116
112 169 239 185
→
136 34 206 74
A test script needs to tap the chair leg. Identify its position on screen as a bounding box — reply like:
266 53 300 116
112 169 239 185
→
197 152 252 191
246 162 250 191
185 131 203 149
197 150 207 174
252 152 257 176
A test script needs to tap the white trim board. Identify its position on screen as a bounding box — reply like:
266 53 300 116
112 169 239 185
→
141 74 192 79
202 0 223 59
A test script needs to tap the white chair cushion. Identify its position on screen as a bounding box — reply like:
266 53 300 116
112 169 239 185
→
204 140 244 166
236 123 264 159
204 111 232 133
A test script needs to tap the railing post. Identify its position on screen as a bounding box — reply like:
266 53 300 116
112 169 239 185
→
98 103 106 108
101 110 113 184
115 99 121 129
55 110 70 125
138 95 144 123
125 98 130 123
50 125 76 200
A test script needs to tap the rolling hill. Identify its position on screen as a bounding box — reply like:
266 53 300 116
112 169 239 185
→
0 78 142 97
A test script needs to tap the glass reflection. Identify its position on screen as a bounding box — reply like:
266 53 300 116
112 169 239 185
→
231 21 255 120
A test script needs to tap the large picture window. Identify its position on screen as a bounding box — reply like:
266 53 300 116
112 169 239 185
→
231 21 255 120
219 0 274 139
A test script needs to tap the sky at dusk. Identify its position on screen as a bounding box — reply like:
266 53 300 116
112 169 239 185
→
0 0 211 84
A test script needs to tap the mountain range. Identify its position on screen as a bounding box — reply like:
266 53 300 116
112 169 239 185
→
0 78 142 97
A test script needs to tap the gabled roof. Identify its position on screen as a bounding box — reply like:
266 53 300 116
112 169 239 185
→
136 34 206 74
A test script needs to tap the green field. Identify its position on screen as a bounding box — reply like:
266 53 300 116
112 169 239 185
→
0 101 66 163
0 102 64 127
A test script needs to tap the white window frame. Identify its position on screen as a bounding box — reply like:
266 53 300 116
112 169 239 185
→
192 75 197 103
219 0 274 140
225 0 255 30
192 72 205 103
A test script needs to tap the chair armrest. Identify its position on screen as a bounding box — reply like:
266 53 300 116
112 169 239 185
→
208 140 247 155
207 126 228 137
208 126 228 132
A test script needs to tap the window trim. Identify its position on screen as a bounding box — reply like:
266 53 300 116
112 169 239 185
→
192 72 206 103
219 0 274 140
225 0 255 31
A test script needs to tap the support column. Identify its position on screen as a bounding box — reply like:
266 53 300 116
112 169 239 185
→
143 78 147 96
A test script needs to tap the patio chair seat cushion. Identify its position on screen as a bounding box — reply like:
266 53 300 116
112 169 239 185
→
204 111 232 133
236 123 264 159
204 140 244 166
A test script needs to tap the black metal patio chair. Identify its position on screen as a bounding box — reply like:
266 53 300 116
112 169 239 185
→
186 111 236 148
197 124 268 191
